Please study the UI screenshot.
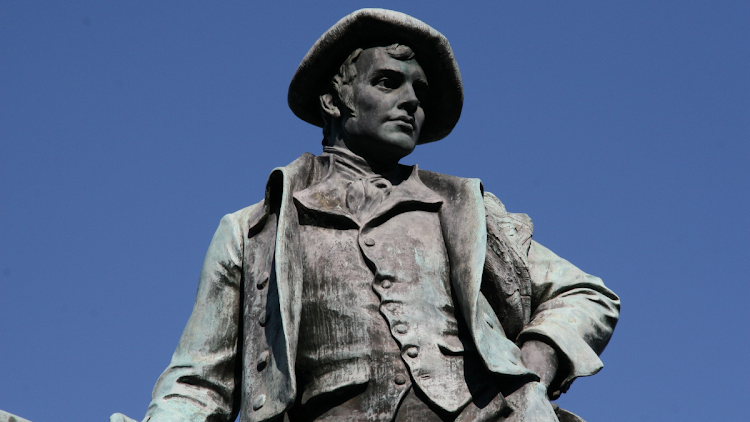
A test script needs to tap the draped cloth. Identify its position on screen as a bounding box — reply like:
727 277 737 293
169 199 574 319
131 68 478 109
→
322 146 399 222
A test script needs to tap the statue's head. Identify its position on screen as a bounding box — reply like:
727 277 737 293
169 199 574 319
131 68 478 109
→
288 9 463 164
318 43 428 164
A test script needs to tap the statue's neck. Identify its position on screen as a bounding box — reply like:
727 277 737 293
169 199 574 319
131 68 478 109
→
325 130 400 175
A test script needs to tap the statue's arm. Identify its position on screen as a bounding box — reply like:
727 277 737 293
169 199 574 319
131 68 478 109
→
519 240 620 397
140 205 257 422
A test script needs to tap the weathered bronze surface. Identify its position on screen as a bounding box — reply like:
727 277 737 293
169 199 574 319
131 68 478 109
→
110 9 619 422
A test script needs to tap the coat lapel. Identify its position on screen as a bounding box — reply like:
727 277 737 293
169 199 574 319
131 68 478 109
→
264 153 316 410
418 170 536 378
364 166 443 227
294 163 443 228
292 156 359 228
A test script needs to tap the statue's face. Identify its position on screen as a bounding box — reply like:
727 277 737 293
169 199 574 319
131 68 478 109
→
342 47 428 163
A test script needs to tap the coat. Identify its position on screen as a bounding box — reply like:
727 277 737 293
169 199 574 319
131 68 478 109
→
141 153 620 422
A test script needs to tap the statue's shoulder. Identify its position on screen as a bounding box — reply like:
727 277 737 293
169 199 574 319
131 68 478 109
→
483 192 533 232
277 152 317 174
483 191 534 252
416 168 526 214
417 167 476 189
231 152 320 234
225 200 266 238
417 167 533 253
416 168 485 205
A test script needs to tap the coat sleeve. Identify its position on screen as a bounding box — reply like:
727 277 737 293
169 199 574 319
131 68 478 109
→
519 240 620 396
483 192 619 397
143 205 258 422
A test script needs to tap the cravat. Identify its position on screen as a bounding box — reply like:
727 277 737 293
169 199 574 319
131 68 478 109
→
345 176 392 220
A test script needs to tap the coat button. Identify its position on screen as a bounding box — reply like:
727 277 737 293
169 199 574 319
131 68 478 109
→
394 324 408 334
405 346 419 358
257 351 270 371
252 394 266 410
259 312 268 327
394 374 407 385
385 303 397 312
364 238 375 246
381 280 392 289
257 272 269 290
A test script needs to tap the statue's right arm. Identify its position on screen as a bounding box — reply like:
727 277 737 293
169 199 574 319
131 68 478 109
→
137 203 263 422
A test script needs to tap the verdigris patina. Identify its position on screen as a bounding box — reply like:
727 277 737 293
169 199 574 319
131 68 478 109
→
111 8 620 422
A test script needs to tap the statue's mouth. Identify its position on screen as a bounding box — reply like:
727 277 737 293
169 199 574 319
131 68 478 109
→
391 116 415 131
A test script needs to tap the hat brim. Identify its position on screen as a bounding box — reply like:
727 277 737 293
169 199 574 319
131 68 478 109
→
288 8 463 144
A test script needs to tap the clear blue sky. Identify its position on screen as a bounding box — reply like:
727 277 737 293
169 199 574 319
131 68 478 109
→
1 1 748 421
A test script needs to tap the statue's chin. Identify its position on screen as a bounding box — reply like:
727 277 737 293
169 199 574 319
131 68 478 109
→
341 134 417 167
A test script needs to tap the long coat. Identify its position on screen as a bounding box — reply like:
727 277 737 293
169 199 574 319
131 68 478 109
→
142 153 620 422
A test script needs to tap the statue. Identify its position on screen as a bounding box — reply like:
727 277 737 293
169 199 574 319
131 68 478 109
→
111 9 620 422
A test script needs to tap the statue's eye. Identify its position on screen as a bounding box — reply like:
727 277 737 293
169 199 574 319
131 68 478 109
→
375 76 400 90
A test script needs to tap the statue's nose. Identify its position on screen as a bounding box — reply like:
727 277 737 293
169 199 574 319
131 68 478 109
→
398 83 420 114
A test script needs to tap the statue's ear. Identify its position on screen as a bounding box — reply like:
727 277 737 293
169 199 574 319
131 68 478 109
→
319 93 341 119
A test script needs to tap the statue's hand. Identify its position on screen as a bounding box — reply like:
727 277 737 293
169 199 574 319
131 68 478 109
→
505 381 560 422
109 413 139 422
520 340 558 389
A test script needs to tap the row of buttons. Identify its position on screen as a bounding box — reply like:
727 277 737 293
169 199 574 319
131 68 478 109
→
378 292 419 360
390 321 419 358
351 236 415 394
374 262 414 387
254 272 271 410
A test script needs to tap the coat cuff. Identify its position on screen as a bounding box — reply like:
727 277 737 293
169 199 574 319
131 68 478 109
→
518 320 603 395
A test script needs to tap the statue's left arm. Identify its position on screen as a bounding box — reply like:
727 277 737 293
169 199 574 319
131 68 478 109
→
520 240 620 397
483 192 620 398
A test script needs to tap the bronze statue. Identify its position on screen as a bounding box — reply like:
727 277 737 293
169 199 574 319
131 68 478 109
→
111 9 619 422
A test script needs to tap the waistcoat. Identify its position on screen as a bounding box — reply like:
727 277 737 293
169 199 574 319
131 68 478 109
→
239 154 536 422
290 158 474 418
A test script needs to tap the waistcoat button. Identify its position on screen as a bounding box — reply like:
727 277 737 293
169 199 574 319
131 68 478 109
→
394 324 408 334
405 346 419 358
252 394 266 410
381 280 392 289
364 238 375 246
394 374 407 385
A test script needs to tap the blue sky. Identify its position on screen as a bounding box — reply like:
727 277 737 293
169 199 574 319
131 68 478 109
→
1 1 748 421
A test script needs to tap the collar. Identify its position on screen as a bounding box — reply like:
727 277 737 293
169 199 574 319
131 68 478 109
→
322 146 403 184
293 155 442 227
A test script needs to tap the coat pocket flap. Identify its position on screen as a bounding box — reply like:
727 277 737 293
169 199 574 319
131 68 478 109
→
300 361 370 405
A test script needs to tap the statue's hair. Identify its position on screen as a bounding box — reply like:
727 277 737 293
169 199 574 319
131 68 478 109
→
321 44 416 142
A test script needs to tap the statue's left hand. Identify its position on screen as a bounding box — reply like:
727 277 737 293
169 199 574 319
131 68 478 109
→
504 381 560 422
109 413 139 422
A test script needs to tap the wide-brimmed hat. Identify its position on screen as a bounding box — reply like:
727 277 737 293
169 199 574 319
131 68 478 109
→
288 8 463 144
